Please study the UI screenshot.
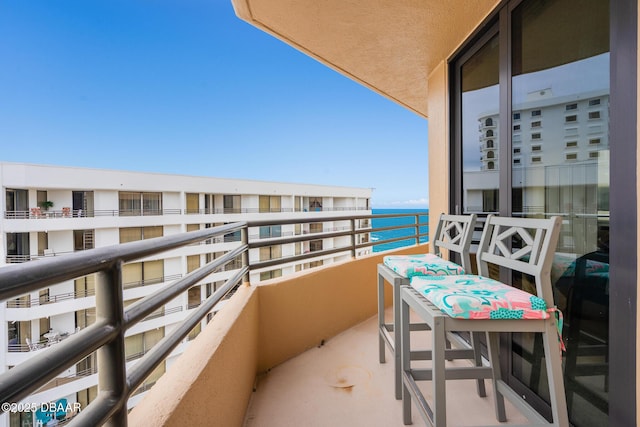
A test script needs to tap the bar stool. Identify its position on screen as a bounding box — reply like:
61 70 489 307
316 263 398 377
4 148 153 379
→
400 215 568 427
377 213 479 399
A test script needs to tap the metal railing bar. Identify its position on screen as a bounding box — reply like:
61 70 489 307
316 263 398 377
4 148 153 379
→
127 267 247 393
0 222 246 301
124 245 247 325
96 263 127 427
245 214 374 227
0 211 431 426
251 246 353 270
248 229 358 249
369 233 429 248
68 391 121 427
0 319 116 405
372 222 428 234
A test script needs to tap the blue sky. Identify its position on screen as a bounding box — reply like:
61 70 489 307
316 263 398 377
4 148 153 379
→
0 0 428 208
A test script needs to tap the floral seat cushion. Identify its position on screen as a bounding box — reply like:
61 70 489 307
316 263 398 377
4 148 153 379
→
383 253 465 278
410 274 550 320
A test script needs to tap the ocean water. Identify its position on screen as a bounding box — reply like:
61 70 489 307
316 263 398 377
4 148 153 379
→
371 209 429 252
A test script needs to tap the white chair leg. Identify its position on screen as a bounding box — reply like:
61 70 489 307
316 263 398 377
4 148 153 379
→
378 272 386 364
471 332 487 397
432 317 447 427
543 320 570 427
393 279 402 399
487 331 507 422
401 296 412 425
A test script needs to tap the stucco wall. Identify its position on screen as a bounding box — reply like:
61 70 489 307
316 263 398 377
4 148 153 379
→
255 244 429 372
427 61 450 239
129 284 259 427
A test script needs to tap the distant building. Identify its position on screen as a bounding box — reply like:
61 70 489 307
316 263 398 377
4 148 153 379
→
0 162 371 425
465 90 609 253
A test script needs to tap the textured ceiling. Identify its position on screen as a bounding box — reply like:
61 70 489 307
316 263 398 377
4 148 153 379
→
231 0 499 118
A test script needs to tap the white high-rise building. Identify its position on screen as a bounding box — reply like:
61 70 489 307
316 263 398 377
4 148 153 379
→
0 162 371 425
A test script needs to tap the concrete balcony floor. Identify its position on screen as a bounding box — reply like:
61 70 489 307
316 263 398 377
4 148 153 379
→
244 308 529 427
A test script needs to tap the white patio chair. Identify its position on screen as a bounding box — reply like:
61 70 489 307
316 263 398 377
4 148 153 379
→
377 213 480 399
400 215 568 426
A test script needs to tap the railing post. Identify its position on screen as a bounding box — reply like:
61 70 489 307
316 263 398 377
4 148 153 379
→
350 218 356 258
415 214 420 246
96 262 127 427
242 225 250 284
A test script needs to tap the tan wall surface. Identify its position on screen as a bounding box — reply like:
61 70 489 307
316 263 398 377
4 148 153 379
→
255 244 429 372
427 61 451 231
129 284 259 427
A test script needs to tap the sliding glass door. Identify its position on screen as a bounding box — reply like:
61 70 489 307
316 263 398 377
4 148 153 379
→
451 0 633 425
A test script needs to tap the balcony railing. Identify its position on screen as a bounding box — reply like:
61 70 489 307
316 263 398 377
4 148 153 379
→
0 212 428 426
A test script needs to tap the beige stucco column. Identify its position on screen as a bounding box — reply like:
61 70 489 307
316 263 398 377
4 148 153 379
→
427 61 450 233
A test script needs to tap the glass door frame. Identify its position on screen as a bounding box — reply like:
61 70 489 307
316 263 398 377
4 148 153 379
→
449 0 637 424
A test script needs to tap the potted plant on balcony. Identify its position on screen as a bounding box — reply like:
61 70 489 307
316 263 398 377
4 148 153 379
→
38 200 54 211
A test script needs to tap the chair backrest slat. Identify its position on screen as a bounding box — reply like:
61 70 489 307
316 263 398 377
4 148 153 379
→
476 215 562 305
430 213 477 273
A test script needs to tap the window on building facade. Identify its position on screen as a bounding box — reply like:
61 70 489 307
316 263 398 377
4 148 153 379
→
204 193 216 214
76 385 98 412
125 328 164 361
74 275 96 299
187 255 200 273
74 230 95 250
309 240 323 252
223 195 241 213
119 226 163 243
259 225 282 238
188 286 201 309
72 191 94 217
6 232 29 262
259 245 282 261
122 260 164 289
5 189 28 217
259 195 282 213
119 192 162 216
308 197 322 211
75 307 96 330
186 193 199 214
260 269 283 281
